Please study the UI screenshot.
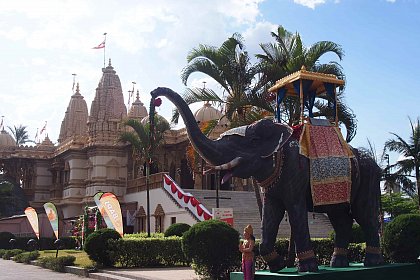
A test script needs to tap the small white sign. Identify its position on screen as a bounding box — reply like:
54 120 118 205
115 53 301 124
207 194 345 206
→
212 208 234 226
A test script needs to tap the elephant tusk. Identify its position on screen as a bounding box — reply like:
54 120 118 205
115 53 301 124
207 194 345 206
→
203 157 242 174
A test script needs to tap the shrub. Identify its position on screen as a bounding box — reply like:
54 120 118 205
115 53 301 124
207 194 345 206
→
84 228 121 267
38 255 76 272
0 232 16 249
2 249 24 260
182 220 240 280
13 251 40 263
108 237 188 267
164 223 191 237
0 249 6 257
383 214 420 263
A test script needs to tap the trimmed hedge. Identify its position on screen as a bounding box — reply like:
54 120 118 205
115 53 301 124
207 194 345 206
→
99 236 366 270
37 255 76 272
13 251 40 264
84 228 121 267
2 249 24 260
182 220 240 280
383 214 420 263
164 223 191 237
108 237 188 267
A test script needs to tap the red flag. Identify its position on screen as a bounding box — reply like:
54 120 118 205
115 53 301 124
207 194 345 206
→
40 121 47 135
92 40 105 49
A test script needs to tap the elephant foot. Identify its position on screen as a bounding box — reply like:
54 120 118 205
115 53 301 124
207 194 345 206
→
330 247 349 267
298 257 318 272
364 246 385 267
262 251 286 272
330 254 349 267
297 250 318 272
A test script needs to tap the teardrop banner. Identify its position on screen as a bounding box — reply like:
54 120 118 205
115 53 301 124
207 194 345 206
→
99 192 124 237
93 192 114 229
24 207 40 239
43 202 59 239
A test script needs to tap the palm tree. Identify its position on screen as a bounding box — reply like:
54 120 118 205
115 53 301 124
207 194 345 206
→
383 117 420 210
119 117 170 175
119 117 170 237
256 26 357 142
7 125 34 145
180 33 271 126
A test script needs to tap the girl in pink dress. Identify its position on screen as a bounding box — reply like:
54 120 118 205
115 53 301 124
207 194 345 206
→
239 224 255 280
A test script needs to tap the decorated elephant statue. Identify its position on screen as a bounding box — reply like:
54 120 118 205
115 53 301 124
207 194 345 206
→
150 87 384 272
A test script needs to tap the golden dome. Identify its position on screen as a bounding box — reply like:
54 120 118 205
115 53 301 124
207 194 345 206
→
194 101 228 126
0 129 16 147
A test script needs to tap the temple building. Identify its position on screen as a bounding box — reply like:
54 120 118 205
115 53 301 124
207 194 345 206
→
0 60 333 238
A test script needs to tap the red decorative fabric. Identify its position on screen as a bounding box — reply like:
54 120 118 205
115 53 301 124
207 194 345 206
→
309 126 345 158
300 124 352 206
291 124 304 140
177 191 184 199
164 175 171 185
171 183 177 194
203 212 212 220
312 181 351 205
197 205 203 216
190 197 198 207
183 195 191 203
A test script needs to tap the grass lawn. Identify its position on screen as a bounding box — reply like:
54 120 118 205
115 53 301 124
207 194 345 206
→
39 250 94 268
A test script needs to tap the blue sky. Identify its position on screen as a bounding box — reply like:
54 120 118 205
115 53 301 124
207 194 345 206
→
0 0 418 167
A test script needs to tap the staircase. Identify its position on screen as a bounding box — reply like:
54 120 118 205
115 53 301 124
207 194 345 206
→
188 190 333 239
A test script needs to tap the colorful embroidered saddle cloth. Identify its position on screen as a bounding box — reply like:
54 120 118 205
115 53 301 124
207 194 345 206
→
298 122 354 206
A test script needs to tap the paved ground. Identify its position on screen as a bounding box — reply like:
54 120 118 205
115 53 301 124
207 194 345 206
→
0 258 87 280
0 258 199 280
97 267 199 280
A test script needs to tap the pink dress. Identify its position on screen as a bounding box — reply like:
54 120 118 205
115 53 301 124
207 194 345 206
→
241 239 255 280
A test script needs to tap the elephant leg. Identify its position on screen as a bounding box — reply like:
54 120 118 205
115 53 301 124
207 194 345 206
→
288 203 318 272
260 196 286 272
354 215 384 266
327 209 353 267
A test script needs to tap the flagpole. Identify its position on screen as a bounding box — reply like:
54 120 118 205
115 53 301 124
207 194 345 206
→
72 73 77 93
103 32 107 68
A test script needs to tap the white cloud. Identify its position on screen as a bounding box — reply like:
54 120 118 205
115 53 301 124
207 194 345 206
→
0 0 269 143
386 0 396 3
293 0 326 9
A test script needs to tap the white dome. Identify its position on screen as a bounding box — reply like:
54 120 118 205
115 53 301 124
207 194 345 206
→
194 102 228 125
0 129 16 147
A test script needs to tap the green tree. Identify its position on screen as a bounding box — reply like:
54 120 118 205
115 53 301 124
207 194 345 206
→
381 192 419 217
256 25 356 142
383 117 420 210
7 125 34 145
119 117 170 175
180 33 271 127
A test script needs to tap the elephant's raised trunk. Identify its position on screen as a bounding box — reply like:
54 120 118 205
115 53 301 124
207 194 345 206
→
150 87 224 165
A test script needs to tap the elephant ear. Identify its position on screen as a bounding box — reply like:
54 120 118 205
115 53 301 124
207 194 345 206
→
248 119 293 158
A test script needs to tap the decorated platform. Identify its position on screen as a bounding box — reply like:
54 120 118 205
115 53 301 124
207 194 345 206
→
230 263 420 280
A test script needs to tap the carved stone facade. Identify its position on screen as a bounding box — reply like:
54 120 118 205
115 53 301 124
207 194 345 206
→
0 60 244 232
